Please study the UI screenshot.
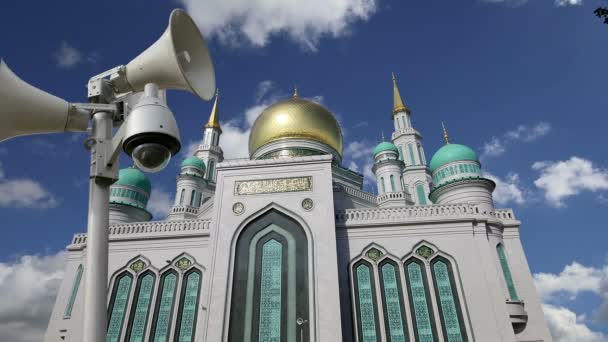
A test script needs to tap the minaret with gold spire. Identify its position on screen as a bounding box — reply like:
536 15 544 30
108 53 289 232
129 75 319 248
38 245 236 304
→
195 89 224 182
389 73 432 205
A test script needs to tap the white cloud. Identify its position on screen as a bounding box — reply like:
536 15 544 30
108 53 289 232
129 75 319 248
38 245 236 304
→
0 252 66 342
543 304 606 342
179 0 378 50
343 140 375 188
532 157 608 207
535 262 605 301
484 172 526 205
481 0 582 6
53 41 98 68
147 188 174 219
0 162 58 208
481 122 551 159
555 0 583 6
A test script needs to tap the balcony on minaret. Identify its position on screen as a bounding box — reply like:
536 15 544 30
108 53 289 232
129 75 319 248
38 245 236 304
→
391 127 422 140
378 191 414 207
506 299 528 334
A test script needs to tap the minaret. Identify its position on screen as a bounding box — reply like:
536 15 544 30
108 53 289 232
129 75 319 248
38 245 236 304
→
168 156 207 221
390 73 433 205
428 124 496 214
109 167 153 224
194 89 223 182
371 134 415 207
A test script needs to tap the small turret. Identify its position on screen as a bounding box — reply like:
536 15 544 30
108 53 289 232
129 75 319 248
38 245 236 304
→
168 156 207 221
109 167 152 224
195 89 223 182
372 137 414 207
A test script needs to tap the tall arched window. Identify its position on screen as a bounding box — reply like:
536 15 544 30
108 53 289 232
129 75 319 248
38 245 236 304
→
390 175 396 192
380 177 386 194
179 189 185 205
107 272 133 342
196 192 202 207
229 210 309 342
417 144 425 166
208 160 215 182
189 190 196 206
125 271 155 341
496 244 519 301
416 184 427 205
150 270 178 342
408 145 416 166
175 268 202 342
64 264 83 318
402 116 408 129
379 260 408 342
431 258 468 342
353 260 380 342
398 146 404 161
404 259 437 342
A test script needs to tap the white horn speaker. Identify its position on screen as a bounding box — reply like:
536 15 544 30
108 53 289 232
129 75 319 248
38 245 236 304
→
0 61 86 142
123 9 216 100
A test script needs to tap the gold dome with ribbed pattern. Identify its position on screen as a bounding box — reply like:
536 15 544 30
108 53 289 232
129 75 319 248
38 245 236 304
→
248 94 343 157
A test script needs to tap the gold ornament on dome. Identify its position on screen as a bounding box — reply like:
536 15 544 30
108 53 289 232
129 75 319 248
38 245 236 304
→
248 96 343 157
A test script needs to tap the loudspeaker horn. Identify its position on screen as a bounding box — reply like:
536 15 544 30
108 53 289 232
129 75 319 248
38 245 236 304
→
123 9 216 101
0 60 87 142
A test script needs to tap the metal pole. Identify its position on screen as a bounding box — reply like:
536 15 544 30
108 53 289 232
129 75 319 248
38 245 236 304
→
83 111 114 342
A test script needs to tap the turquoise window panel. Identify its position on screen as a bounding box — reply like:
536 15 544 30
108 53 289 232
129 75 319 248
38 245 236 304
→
396 117 401 129
381 263 408 342
497 245 519 301
107 273 133 342
127 273 155 342
406 262 434 342
64 264 83 318
258 239 283 342
176 271 202 342
408 145 416 166
381 177 386 193
208 161 215 181
399 146 404 161
152 272 178 342
189 190 196 206
416 185 427 205
356 263 379 342
432 260 466 342
390 175 396 192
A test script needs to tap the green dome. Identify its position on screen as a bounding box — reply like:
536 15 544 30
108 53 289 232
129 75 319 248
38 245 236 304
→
429 144 479 172
373 141 399 156
181 156 206 170
114 168 151 194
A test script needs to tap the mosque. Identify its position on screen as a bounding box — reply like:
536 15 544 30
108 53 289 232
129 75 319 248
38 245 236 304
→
44 75 552 341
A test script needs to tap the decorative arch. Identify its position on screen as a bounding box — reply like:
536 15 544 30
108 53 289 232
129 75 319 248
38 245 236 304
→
228 208 310 342
403 256 437 342
429 256 468 342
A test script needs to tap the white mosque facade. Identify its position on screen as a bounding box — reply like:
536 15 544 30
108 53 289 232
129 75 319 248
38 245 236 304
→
44 76 552 342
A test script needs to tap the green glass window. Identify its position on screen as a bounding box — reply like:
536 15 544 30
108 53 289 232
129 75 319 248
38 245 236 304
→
408 144 416 166
175 270 202 342
497 244 519 301
405 260 436 342
381 177 386 193
258 239 283 341
416 185 427 205
380 262 408 342
459 165 464 173
208 160 215 182
431 259 467 342
189 190 196 206
151 271 178 342
126 273 155 342
399 146 404 161
354 262 379 342
107 273 133 342
390 175 396 192
64 264 83 318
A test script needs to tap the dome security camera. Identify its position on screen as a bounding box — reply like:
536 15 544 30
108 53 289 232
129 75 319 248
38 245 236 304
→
122 84 181 173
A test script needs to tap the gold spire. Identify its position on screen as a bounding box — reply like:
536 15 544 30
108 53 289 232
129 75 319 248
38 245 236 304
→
442 121 450 144
205 88 221 129
293 84 299 98
392 72 410 115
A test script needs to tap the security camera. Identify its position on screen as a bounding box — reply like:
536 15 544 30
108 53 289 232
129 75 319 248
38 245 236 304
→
122 84 181 172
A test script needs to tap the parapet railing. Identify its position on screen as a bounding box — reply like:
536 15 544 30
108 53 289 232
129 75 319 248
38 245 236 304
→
377 191 413 204
70 218 212 246
170 205 199 215
335 184 377 204
391 127 421 139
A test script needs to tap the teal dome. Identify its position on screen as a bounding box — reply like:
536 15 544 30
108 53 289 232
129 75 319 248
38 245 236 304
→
114 168 151 194
181 156 206 170
429 144 479 172
373 141 399 156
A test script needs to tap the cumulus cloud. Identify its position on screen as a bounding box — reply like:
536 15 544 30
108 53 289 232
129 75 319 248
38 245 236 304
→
343 140 375 188
481 122 551 159
0 162 58 209
53 41 98 68
179 0 378 50
481 0 582 6
0 252 66 342
532 157 608 207
543 304 606 342
555 0 583 6
483 172 526 205
147 188 174 219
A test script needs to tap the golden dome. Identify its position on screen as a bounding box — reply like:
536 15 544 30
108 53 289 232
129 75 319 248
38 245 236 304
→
248 95 343 157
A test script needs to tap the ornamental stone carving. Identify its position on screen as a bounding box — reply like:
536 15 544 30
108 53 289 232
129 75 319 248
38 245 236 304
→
234 176 312 195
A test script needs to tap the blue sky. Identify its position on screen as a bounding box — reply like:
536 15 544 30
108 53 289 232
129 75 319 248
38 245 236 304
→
1 0 607 341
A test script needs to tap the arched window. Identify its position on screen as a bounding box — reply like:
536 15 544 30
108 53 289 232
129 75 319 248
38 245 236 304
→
196 192 202 207
404 259 437 342
64 264 83 318
379 260 408 342
150 270 178 342
353 260 380 342
408 144 416 166
390 175 396 192
107 272 133 342
229 210 309 342
189 190 196 206
416 184 427 205
497 244 519 301
175 268 202 342
208 160 215 182
380 177 386 194
402 116 408 129
398 146 404 161
396 117 401 130
431 258 468 342
125 271 155 341
179 189 185 205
